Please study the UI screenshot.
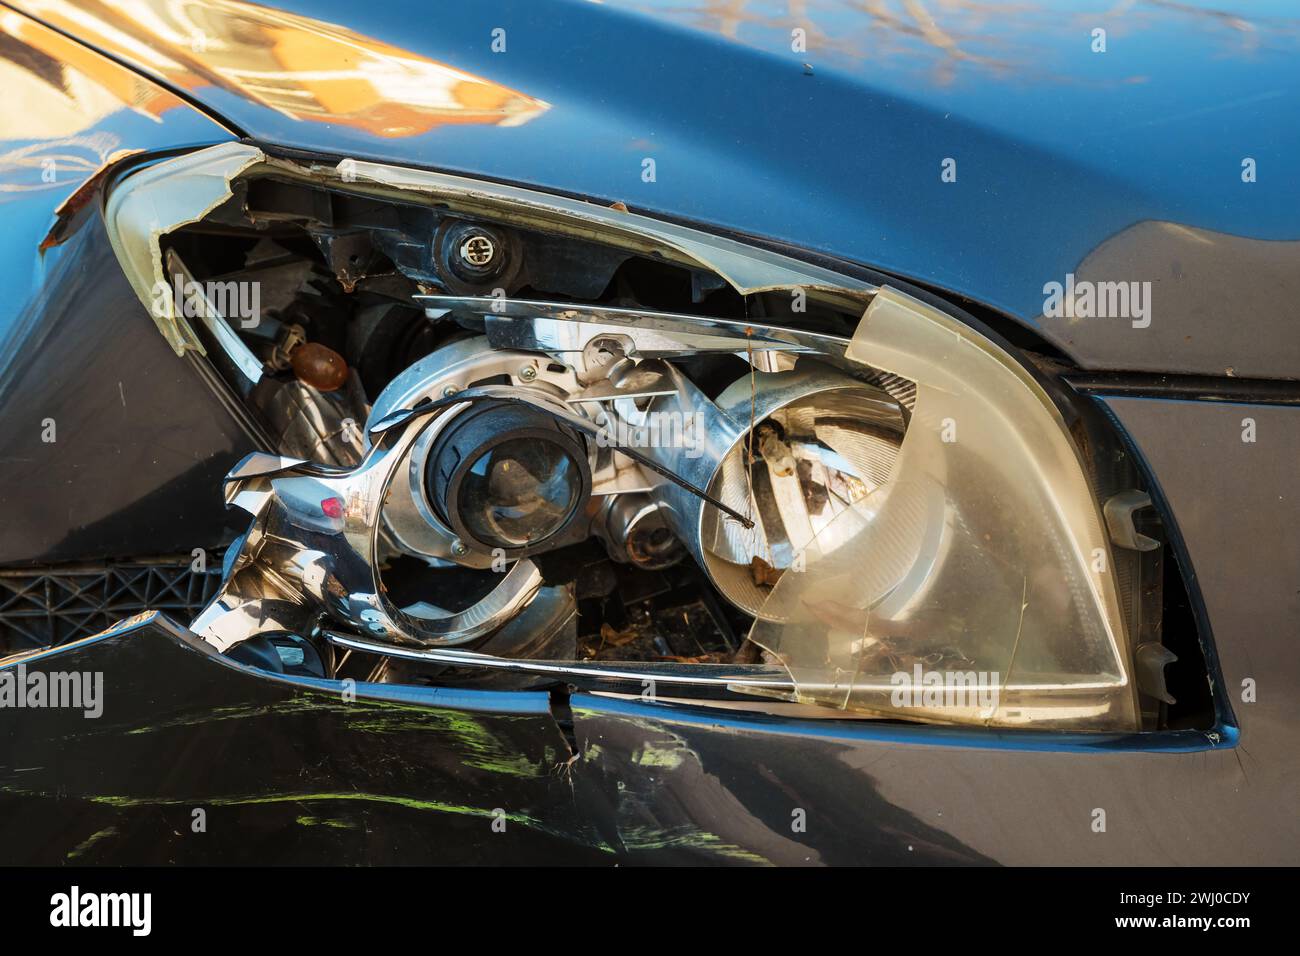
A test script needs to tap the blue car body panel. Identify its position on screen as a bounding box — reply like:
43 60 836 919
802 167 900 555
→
9 0 1299 377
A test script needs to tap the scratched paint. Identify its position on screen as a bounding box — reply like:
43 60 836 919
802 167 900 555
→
65 826 118 860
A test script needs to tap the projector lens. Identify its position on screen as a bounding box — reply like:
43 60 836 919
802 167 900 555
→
425 401 590 555
458 437 583 548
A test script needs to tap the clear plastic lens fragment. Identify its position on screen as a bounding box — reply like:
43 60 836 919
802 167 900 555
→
748 289 1139 731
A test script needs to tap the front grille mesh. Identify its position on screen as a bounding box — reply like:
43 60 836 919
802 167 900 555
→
0 558 221 655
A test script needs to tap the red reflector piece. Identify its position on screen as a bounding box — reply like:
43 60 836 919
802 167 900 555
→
321 497 344 519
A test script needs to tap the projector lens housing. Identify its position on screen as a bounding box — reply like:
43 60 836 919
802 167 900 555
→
424 401 591 556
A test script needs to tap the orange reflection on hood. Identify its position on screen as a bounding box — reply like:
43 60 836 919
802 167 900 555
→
0 8 186 135
252 24 550 137
13 0 551 138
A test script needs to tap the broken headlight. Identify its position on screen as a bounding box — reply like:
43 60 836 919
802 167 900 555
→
103 143 1149 731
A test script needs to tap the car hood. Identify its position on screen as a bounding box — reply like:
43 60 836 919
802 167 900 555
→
14 0 1300 378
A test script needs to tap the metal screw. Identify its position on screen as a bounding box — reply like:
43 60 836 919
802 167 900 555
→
442 384 460 397
518 365 537 382
451 538 468 556
459 234 496 268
